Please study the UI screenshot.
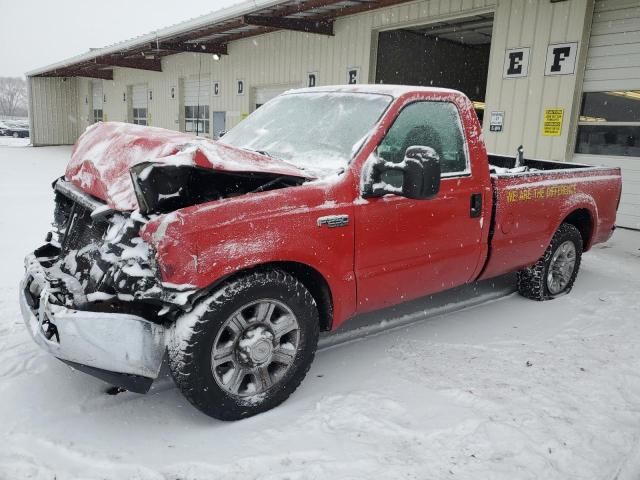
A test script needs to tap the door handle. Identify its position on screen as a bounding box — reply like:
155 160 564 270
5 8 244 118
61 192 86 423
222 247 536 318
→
470 193 482 218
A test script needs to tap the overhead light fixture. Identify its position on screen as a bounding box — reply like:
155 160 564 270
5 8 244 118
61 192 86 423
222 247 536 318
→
212 54 221 61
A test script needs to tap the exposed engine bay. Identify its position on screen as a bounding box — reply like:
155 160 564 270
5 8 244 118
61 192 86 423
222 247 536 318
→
34 165 305 324
130 161 304 214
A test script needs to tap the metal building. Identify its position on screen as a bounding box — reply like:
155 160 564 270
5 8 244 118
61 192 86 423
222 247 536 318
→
26 0 640 228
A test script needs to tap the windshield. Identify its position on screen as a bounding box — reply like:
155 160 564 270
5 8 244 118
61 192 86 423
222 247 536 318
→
220 92 392 176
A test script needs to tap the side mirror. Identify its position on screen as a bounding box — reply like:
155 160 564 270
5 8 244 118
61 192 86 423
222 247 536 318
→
362 146 441 200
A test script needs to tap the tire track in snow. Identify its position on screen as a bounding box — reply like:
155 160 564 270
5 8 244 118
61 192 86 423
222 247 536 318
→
381 288 640 480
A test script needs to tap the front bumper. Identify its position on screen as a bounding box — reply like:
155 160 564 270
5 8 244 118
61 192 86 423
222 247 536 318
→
20 251 166 392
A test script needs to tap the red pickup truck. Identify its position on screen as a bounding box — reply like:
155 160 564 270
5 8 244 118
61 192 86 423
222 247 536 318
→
20 85 621 420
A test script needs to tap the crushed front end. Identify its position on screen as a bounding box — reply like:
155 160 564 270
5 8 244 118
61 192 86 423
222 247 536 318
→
20 178 197 393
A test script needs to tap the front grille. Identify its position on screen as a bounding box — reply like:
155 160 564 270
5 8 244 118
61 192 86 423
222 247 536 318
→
23 275 40 312
61 203 108 254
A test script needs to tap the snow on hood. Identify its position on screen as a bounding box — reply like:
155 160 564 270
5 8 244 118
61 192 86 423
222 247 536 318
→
66 122 313 211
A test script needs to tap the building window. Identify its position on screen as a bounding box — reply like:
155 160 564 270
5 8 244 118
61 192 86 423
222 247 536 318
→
575 91 640 157
93 109 103 123
132 108 147 126
185 105 210 134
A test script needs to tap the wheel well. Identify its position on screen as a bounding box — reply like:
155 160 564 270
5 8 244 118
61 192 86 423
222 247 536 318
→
562 209 593 250
270 262 334 332
207 262 334 332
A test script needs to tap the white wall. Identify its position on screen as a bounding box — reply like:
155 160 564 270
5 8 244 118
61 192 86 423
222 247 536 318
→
75 0 498 140
29 77 80 146
483 0 594 161
33 0 592 163
577 0 640 229
583 0 640 92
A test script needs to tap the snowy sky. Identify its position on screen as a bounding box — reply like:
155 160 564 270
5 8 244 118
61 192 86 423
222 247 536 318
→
0 0 243 77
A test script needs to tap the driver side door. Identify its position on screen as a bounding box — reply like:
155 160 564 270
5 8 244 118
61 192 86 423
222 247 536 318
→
353 100 485 313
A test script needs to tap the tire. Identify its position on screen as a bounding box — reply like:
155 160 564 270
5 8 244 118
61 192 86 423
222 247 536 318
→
168 269 319 420
12 132 18 138
517 223 583 301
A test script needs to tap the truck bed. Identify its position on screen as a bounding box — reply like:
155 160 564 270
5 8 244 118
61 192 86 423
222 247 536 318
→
489 153 595 172
479 153 622 281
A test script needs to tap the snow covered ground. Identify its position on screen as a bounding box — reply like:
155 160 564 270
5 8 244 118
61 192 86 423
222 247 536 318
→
1 145 639 480
0 137 30 148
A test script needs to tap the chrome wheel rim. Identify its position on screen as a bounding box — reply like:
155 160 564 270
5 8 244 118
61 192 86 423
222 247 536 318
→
547 240 577 294
211 299 300 397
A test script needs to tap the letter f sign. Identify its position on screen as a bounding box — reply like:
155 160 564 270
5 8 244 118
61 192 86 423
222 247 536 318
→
545 42 578 76
550 47 571 72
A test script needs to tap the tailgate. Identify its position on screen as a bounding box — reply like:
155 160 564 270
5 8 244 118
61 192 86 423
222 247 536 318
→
479 166 621 281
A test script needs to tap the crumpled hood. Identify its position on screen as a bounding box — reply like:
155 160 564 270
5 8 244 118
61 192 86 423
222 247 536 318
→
65 122 313 211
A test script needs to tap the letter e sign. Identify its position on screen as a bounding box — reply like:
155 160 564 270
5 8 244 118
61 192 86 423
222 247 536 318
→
503 48 530 78
347 67 360 85
545 43 578 76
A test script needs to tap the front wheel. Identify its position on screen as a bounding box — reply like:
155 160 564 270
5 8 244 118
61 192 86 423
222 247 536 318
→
168 270 319 420
517 223 583 300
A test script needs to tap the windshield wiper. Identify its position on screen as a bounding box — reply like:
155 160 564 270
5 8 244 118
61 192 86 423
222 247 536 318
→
240 146 272 157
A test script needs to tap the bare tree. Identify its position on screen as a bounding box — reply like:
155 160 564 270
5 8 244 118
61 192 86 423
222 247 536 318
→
0 77 27 117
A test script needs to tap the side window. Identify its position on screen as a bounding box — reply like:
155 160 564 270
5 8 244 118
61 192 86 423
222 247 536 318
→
377 102 468 188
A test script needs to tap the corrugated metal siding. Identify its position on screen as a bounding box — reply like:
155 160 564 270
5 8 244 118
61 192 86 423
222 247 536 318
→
577 0 640 229
35 0 591 157
132 84 147 109
184 77 210 106
483 0 592 161
254 85 293 105
99 70 172 130
100 0 497 134
91 80 103 110
583 0 640 91
76 77 91 133
575 154 640 229
30 77 79 146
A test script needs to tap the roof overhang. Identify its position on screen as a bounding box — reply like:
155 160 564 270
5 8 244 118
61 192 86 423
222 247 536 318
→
27 0 413 79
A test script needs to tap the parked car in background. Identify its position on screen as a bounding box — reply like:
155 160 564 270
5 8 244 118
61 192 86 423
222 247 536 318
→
0 120 30 138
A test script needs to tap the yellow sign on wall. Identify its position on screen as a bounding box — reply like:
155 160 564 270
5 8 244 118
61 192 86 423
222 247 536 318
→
542 108 564 136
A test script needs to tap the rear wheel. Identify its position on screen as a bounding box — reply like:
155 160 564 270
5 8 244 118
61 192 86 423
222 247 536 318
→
168 270 319 420
517 223 583 300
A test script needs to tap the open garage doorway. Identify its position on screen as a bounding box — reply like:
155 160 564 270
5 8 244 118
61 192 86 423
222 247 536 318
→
375 14 494 123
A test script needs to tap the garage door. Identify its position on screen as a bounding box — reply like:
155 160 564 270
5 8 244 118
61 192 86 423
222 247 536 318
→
132 84 148 125
575 0 640 229
91 80 103 123
254 85 293 109
184 78 210 135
